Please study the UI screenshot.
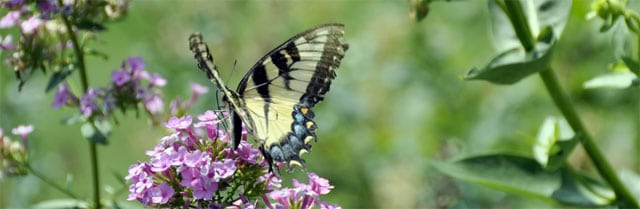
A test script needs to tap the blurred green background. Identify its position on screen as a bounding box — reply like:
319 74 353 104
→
1 0 639 208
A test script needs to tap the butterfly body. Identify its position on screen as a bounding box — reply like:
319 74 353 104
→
189 23 348 172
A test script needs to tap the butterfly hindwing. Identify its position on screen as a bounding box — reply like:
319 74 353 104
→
190 23 348 173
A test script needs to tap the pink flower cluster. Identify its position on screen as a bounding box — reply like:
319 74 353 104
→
125 111 259 207
0 0 131 89
52 57 167 121
125 111 341 209
263 173 341 209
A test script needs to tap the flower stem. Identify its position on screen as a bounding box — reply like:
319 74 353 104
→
499 0 639 207
539 69 639 208
26 164 77 199
501 0 535 51
58 2 101 208
635 88 640 172
636 26 640 172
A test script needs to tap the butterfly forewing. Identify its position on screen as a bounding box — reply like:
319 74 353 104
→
190 23 348 173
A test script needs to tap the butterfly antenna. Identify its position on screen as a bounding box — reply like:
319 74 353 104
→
223 59 239 83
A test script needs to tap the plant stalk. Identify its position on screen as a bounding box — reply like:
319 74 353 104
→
58 3 101 208
26 164 78 199
636 27 640 172
502 0 535 51
499 0 639 207
539 70 638 208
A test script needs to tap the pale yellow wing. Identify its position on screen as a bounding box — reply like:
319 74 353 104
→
236 23 348 172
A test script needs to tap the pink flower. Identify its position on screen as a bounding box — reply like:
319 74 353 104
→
111 69 131 86
164 115 192 130
52 84 72 108
308 173 333 195
21 16 43 34
127 56 145 72
149 73 166 87
0 35 15 51
319 201 342 209
149 183 174 204
11 125 33 138
80 88 99 117
144 94 164 115
194 110 223 139
237 141 260 164
191 82 209 95
258 173 282 190
0 11 20 28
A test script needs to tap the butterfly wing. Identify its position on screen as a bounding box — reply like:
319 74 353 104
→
189 33 256 140
234 23 349 172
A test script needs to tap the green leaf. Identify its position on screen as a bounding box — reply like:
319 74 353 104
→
612 24 632 59
32 199 89 209
45 66 74 92
583 72 638 89
467 0 571 84
488 0 571 52
61 114 85 125
619 169 640 201
81 121 112 144
76 20 107 31
432 154 615 206
529 0 572 38
621 56 640 77
546 138 579 171
85 48 109 60
464 30 555 84
533 116 578 170
625 15 640 33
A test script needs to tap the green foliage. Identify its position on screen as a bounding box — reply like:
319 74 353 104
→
433 154 615 207
32 199 89 209
533 116 578 171
80 121 112 145
464 0 571 84
45 66 74 93
2 0 640 208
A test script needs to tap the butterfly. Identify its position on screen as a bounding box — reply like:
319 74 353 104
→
189 23 348 173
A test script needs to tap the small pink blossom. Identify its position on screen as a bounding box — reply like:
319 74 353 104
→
52 84 72 108
0 35 15 51
165 115 192 130
21 16 43 34
11 125 33 138
191 82 209 95
144 94 164 114
149 73 166 87
0 11 20 28
127 56 145 72
149 183 174 204
111 69 131 86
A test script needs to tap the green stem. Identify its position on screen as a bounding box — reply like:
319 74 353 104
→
59 14 88 92
635 87 640 172
501 0 535 51
88 142 100 208
636 23 640 172
500 1 639 208
58 2 101 208
540 70 639 208
26 164 78 199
